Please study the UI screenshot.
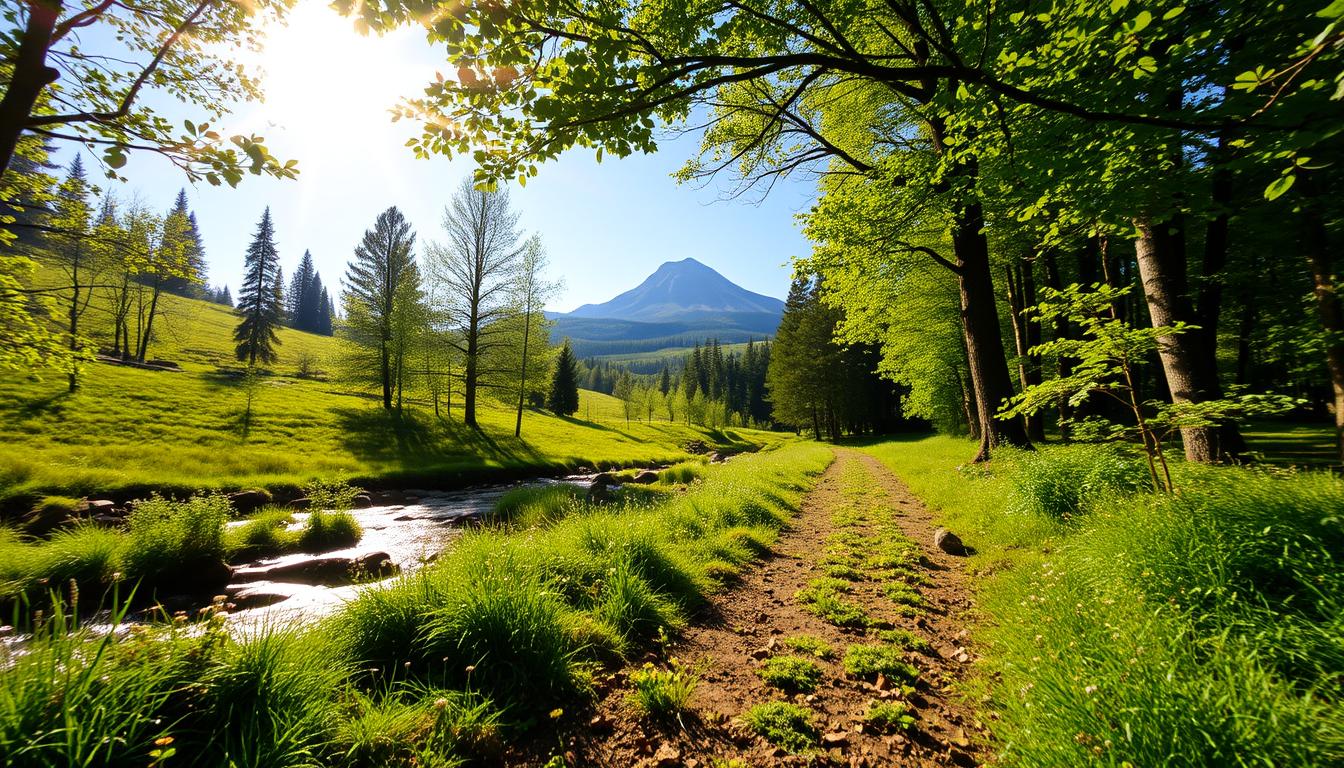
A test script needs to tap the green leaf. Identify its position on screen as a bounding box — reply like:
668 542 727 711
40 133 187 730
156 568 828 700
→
1162 6 1185 20
1265 174 1295 200
1319 0 1344 19
104 147 127 169
1110 0 1128 12
1130 10 1152 32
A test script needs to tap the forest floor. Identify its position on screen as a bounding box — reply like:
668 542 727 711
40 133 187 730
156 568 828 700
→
514 449 988 767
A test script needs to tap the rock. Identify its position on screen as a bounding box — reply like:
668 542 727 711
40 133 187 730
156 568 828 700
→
351 493 373 508
288 497 312 510
235 551 398 586
631 470 660 484
652 743 681 766
707 452 723 463
228 489 272 514
933 527 967 556
591 472 618 487
226 586 293 610
586 483 613 504
750 647 771 660
78 499 117 515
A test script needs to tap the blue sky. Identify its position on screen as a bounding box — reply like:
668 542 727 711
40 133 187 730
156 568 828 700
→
55 0 815 313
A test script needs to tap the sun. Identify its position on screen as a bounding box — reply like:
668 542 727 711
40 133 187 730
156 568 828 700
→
238 0 432 170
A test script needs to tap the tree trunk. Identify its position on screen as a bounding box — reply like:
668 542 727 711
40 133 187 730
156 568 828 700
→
464 329 478 428
1133 218 1225 462
515 304 531 438
380 337 392 409
67 250 80 392
1194 141 1247 457
0 1 60 181
1300 175 1344 463
954 204 1031 461
1042 251 1073 437
1005 256 1044 441
137 277 162 363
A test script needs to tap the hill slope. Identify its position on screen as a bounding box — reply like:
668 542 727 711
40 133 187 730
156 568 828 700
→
0 267 774 507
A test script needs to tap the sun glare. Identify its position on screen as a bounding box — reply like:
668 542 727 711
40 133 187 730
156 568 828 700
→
238 0 432 171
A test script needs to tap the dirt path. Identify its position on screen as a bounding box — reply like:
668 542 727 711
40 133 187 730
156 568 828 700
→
525 449 986 767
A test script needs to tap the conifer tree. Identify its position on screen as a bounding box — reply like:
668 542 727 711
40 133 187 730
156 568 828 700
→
287 250 316 324
548 339 580 416
49 156 96 391
342 206 419 409
163 190 207 296
659 364 671 395
233 208 284 366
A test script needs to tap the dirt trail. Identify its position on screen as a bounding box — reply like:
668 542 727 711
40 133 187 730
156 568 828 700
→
523 449 986 767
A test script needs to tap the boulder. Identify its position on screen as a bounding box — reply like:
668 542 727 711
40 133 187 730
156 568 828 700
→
351 493 374 509
288 497 312 510
590 472 618 487
228 489 272 514
245 551 399 586
630 470 660 485
78 499 117 515
225 586 293 611
934 527 967 556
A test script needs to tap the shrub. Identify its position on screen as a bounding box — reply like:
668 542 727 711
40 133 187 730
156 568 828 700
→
758 655 824 693
303 478 361 512
298 510 361 552
842 644 919 683
742 701 818 753
627 660 698 719
123 493 230 581
1006 444 1147 519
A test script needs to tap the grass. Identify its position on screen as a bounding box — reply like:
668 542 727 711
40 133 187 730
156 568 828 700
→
0 445 832 766
297 509 361 552
757 655 824 693
864 701 915 732
489 484 585 528
658 460 706 484
841 644 920 683
626 660 699 720
0 269 777 509
742 701 818 753
780 634 835 659
862 434 1344 767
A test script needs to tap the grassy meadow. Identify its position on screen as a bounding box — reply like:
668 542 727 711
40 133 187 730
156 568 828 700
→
861 436 1344 767
0 442 833 768
0 274 772 509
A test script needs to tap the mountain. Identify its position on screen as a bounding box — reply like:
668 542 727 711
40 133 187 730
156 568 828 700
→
566 258 785 321
550 258 785 359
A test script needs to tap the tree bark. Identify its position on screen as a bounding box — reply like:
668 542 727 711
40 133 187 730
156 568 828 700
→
1005 256 1044 441
955 204 1031 461
0 1 61 181
137 276 162 363
1299 174 1344 463
1133 218 1225 462
380 336 392 409
514 302 532 438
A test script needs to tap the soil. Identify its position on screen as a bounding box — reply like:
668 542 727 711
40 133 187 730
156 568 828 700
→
510 449 988 767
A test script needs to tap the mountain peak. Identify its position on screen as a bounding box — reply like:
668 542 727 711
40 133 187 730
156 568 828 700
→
565 259 784 322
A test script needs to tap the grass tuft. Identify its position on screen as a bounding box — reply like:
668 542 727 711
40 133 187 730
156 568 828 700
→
742 701 818 753
757 655 824 693
842 644 919 683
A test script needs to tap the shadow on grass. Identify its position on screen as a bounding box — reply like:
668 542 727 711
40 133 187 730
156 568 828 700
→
16 391 73 419
333 405 544 471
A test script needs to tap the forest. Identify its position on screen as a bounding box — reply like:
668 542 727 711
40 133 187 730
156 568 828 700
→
1 0 1342 767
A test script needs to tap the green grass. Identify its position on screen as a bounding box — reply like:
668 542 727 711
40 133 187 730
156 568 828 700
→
1242 419 1341 469
297 509 362 552
794 581 871 628
861 435 1344 767
780 634 835 659
0 445 833 766
626 661 699 720
864 701 915 732
757 655 824 693
841 644 920 683
0 271 778 508
658 459 706 484
489 484 585 528
742 701 818 754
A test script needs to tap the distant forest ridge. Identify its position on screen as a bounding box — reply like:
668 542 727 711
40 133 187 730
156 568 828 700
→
549 312 781 358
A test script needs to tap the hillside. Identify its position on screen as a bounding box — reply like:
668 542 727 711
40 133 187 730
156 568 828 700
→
0 274 774 508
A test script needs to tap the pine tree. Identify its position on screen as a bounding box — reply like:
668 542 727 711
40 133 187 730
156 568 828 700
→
548 339 580 416
221 285 233 307
342 206 419 409
659 364 671 395
317 287 333 335
287 250 315 325
233 208 284 366
164 189 206 296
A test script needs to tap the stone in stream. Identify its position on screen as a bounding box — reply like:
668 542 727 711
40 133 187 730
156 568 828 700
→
351 493 374 508
630 470 660 484
226 585 295 611
228 489 272 514
78 499 118 515
233 552 399 587
934 527 967 556
288 497 312 510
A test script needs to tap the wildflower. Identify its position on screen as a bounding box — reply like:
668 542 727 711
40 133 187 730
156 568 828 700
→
549 708 564 719
154 736 174 746
434 698 449 710
1084 685 1098 695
